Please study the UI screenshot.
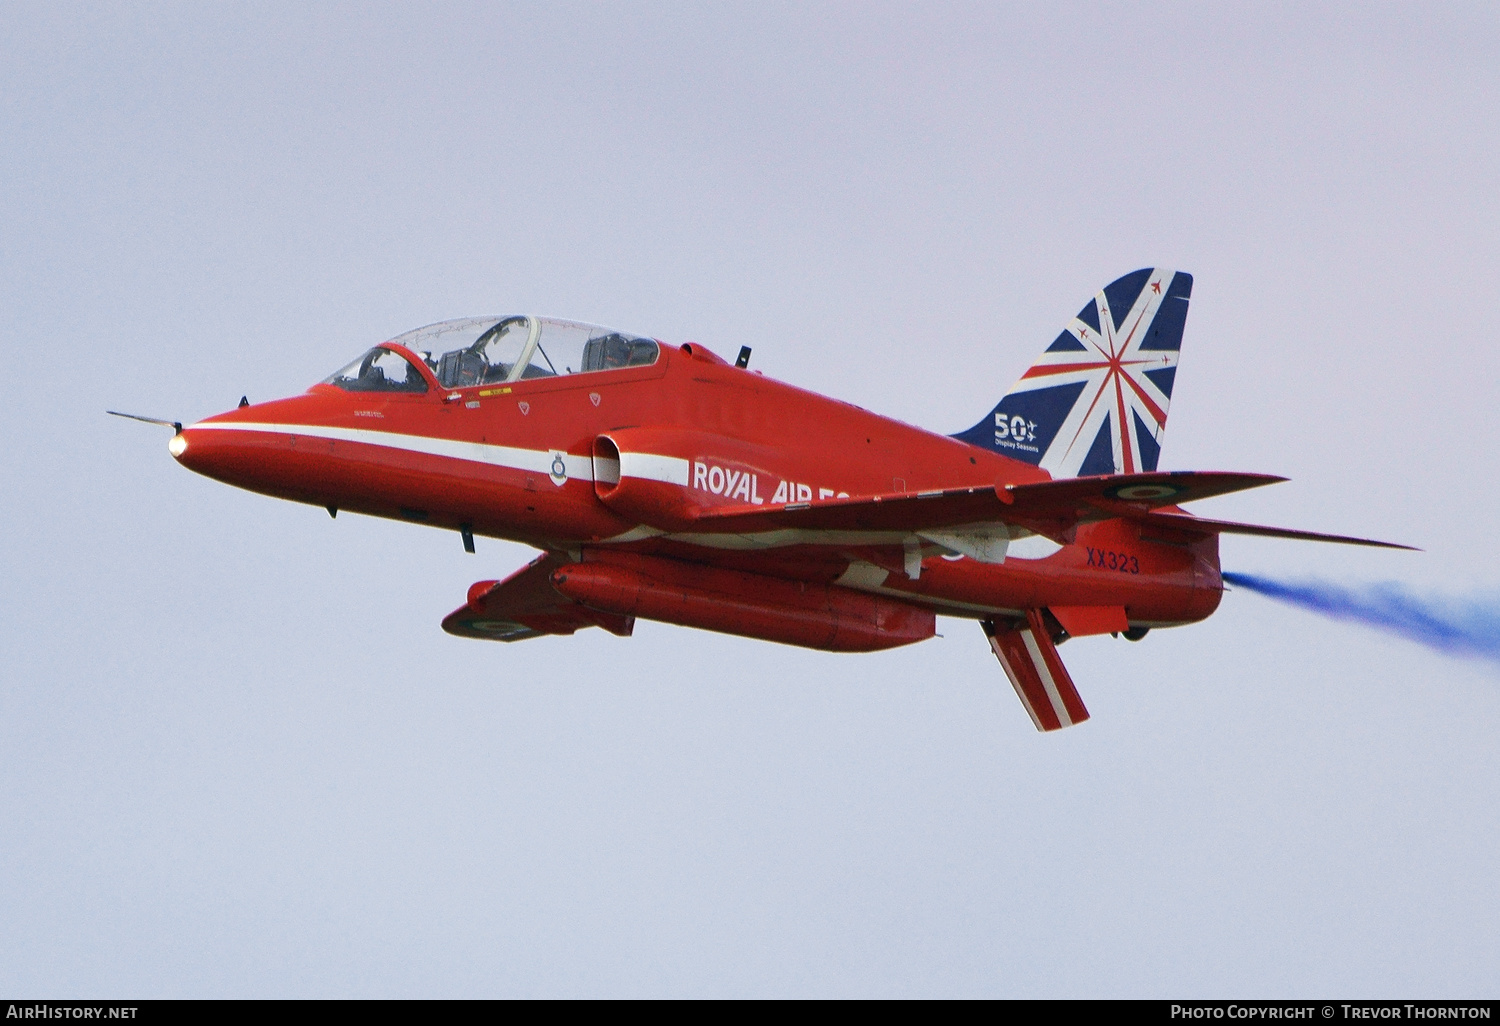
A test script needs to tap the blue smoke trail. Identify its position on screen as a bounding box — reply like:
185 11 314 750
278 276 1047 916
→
1222 572 1500 665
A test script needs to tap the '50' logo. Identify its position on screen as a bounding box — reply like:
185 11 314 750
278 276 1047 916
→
994 412 1037 442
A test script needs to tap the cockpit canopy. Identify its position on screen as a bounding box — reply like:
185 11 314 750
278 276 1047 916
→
323 316 659 394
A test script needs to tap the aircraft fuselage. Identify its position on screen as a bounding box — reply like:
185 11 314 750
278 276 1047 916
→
174 338 1221 634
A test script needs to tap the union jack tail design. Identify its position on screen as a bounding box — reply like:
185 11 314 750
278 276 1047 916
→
954 268 1192 476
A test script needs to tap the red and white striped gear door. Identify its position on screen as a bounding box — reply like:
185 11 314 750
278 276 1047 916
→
982 611 1090 731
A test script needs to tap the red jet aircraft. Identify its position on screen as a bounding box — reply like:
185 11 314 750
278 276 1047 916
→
117 269 1408 731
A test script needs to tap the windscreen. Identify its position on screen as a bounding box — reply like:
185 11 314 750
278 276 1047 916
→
323 347 429 393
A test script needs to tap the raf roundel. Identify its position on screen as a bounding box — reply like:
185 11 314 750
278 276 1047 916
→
1108 482 1184 502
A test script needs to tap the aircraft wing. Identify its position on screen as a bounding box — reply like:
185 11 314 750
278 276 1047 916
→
441 553 635 642
686 470 1411 550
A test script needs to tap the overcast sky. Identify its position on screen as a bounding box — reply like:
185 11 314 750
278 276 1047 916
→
3 2 1497 997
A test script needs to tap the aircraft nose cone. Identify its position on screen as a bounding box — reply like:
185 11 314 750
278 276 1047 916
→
170 394 341 497
170 399 328 498
170 422 220 474
170 422 250 483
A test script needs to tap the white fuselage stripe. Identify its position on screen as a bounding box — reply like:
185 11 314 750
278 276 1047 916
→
619 452 691 486
194 423 691 492
188 421 595 482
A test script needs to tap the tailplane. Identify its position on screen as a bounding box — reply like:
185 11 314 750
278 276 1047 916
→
954 268 1192 477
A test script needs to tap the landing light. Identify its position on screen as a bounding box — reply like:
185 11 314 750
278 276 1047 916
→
168 434 187 458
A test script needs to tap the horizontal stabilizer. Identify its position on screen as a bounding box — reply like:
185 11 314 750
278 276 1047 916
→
983 612 1089 732
441 553 634 642
1134 511 1417 550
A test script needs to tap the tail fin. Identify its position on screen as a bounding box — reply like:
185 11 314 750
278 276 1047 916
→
954 268 1192 477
